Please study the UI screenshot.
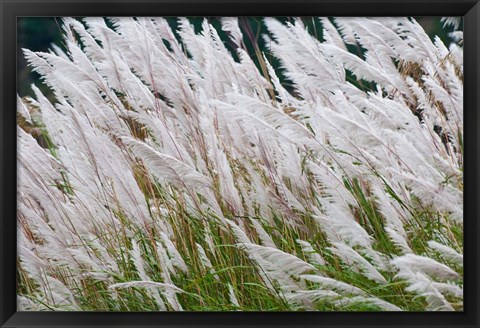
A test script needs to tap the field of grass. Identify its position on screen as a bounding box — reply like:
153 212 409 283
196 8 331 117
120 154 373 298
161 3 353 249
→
17 17 463 311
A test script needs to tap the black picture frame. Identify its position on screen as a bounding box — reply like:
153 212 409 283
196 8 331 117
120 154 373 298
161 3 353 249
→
1 0 479 327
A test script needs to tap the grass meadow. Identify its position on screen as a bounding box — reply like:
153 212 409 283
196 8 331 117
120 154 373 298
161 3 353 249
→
17 17 463 311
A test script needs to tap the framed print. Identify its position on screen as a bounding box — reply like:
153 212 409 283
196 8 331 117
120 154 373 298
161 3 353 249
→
1 0 479 327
